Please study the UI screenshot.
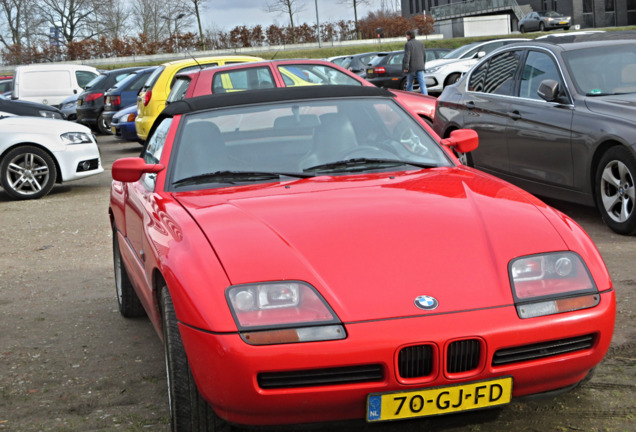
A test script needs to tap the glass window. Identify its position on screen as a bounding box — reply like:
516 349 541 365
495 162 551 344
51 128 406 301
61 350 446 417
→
481 51 521 95
389 53 404 65
278 64 362 87
468 59 489 93
141 66 165 91
76 71 98 88
519 51 561 100
211 67 275 92
142 118 172 189
167 77 191 102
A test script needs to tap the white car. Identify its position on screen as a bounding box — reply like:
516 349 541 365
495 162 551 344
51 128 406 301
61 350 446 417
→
0 116 103 199
424 38 529 94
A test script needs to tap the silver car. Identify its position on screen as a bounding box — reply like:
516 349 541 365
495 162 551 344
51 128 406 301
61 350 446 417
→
519 11 571 33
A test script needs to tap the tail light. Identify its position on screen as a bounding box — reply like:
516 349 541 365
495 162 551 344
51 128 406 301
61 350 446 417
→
85 92 103 103
374 67 386 74
110 95 121 107
143 90 152 106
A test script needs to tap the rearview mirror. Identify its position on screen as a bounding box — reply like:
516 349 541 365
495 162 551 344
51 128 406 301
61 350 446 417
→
112 157 164 182
441 129 478 154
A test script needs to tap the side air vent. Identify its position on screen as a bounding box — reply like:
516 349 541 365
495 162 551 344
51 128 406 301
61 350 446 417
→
447 339 481 373
398 345 434 378
258 364 384 389
492 334 595 366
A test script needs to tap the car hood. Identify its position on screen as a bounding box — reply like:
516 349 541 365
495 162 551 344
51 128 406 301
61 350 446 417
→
174 168 567 322
0 115 91 134
584 92 636 122
426 58 465 69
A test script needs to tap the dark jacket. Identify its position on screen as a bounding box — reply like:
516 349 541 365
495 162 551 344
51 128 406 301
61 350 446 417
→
403 38 427 72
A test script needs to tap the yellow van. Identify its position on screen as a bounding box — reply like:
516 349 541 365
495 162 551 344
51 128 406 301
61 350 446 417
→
135 55 262 141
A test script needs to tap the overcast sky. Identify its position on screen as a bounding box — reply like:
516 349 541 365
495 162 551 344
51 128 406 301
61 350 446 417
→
201 0 390 31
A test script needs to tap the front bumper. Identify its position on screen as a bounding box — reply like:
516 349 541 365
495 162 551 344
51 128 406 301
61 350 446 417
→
53 142 104 182
424 73 444 93
179 290 614 426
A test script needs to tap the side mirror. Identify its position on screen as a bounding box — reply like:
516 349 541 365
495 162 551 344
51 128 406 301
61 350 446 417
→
441 129 479 154
537 79 559 102
476 51 486 59
112 157 164 182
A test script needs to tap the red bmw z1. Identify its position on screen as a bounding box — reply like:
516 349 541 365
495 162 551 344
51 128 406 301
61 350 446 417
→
109 85 615 431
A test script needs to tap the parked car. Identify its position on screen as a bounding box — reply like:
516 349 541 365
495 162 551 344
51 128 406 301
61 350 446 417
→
109 105 139 143
0 116 102 199
102 67 157 129
519 10 571 33
110 85 614 430
11 64 98 107
0 75 12 94
365 49 451 90
135 55 262 142
0 93 65 119
329 51 388 77
166 59 439 125
433 32 636 235
76 67 144 134
60 94 78 121
423 38 529 94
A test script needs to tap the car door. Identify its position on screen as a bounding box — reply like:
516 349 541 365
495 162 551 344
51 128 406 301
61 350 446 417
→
505 49 574 188
460 50 523 172
123 118 172 306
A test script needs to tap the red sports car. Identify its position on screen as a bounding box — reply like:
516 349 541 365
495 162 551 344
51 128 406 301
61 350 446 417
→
109 86 615 431
166 58 437 125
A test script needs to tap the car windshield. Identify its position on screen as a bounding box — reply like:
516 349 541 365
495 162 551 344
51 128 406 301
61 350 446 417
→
441 42 481 59
563 43 636 96
169 97 451 189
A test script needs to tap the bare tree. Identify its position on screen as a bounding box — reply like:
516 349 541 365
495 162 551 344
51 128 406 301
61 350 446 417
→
0 0 46 51
181 0 205 50
37 0 98 43
338 0 371 39
94 0 132 39
130 0 175 44
265 0 305 44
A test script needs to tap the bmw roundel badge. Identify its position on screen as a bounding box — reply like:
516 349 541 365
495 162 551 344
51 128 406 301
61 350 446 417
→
414 295 439 311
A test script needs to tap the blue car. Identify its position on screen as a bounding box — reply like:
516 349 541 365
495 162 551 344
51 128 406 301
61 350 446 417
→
110 105 140 143
103 67 157 128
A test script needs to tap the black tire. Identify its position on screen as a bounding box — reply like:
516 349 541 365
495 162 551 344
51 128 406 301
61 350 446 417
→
161 286 229 432
540 22 546 32
97 112 112 135
400 78 420 92
445 73 461 87
0 145 57 200
519 25 525 34
594 146 636 235
113 227 146 317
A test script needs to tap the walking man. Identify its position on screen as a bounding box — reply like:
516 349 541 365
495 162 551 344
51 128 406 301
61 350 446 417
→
403 30 428 95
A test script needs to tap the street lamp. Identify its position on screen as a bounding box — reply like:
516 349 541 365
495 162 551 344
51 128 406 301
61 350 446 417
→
161 13 186 52
315 0 322 48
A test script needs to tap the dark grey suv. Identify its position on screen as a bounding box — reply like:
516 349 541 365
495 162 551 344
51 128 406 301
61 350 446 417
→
433 32 636 235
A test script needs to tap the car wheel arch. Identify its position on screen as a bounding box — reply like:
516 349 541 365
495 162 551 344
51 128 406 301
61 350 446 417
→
1 142 62 184
590 141 626 194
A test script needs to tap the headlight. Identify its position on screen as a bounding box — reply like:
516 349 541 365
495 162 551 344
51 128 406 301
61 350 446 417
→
226 281 346 345
61 132 93 145
425 66 442 73
509 252 599 319
39 110 63 119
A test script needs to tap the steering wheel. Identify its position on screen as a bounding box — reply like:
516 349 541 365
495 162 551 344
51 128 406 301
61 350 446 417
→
394 122 429 156
337 145 397 160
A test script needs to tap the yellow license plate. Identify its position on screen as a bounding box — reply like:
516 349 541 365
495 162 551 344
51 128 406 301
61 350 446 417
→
77 99 82 106
367 68 374 75
111 126 116 134
559 21 567 24
367 376 512 422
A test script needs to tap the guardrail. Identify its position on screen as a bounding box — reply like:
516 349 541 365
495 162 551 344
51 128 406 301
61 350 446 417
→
0 34 444 74
431 0 524 21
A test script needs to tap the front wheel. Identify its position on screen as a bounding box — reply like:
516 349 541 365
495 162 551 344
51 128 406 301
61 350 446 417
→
519 25 525 33
445 73 461 87
0 145 57 200
595 146 636 235
97 112 112 135
113 226 146 317
540 22 546 32
161 286 230 432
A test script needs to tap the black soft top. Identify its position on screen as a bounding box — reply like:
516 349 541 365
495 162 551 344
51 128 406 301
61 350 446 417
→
161 85 394 117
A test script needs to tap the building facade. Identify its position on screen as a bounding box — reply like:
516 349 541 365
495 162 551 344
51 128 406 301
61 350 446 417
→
402 0 634 32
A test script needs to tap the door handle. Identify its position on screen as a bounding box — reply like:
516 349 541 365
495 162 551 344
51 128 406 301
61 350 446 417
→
508 110 522 120
466 101 476 110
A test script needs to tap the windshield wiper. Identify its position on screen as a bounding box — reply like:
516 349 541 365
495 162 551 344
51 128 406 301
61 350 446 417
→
173 170 314 187
303 158 437 174
586 91 616 97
